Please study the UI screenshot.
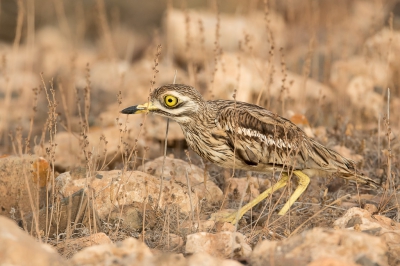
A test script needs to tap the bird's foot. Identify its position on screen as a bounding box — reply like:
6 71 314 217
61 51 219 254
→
209 209 244 225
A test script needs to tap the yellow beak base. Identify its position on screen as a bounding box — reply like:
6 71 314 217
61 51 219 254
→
120 102 157 114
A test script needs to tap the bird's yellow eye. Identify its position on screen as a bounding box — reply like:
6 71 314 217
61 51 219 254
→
164 95 178 107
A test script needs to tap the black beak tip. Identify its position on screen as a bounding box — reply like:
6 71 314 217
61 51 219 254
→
120 105 138 114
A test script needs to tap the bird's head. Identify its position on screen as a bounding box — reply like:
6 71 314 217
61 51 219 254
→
121 84 206 124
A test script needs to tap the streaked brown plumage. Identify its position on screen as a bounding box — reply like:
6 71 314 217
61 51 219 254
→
121 84 378 223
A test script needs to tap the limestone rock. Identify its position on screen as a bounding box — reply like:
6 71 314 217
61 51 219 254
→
71 239 242 266
0 155 49 219
207 53 333 107
180 220 216 235
139 156 223 204
365 28 400 64
226 177 264 202
22 189 101 237
334 207 400 265
185 231 252 259
0 216 66 266
186 253 244 266
55 170 198 217
330 57 389 91
70 237 153 266
34 125 159 171
165 9 285 63
249 227 388 266
56 232 112 258
346 76 383 119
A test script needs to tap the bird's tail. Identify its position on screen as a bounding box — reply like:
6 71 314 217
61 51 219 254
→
308 139 380 188
341 171 380 188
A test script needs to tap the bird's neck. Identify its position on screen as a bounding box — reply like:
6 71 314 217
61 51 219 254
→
180 103 214 129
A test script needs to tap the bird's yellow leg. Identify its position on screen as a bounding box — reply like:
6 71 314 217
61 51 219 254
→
278 170 310 215
217 173 290 224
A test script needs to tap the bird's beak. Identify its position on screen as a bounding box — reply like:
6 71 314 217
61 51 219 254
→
120 102 158 114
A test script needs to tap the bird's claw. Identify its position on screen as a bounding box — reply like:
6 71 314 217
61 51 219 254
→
209 209 242 225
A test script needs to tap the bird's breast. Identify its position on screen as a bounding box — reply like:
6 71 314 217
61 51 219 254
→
181 125 233 166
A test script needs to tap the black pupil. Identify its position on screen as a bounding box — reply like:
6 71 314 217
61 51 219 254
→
168 99 172 102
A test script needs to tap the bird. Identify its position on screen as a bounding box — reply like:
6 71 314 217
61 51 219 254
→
121 84 379 224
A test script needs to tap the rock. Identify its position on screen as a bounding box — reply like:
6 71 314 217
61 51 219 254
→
108 202 158 231
165 9 285 64
0 155 49 219
334 207 400 232
346 76 383 119
145 115 185 141
226 177 264 202
151 253 187 266
363 203 378 214
167 233 184 250
334 207 400 265
330 57 389 92
180 220 216 235
54 170 198 217
0 216 66 266
36 108 187 171
70 237 153 266
307 257 359 266
365 28 400 65
186 252 244 266
71 238 242 266
215 222 236 233
139 156 223 204
56 232 112 258
206 53 333 108
34 125 160 171
249 227 388 266
185 231 252 259
22 189 101 237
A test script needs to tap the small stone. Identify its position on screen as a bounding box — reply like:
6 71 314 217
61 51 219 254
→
168 234 184 250
56 233 112 257
0 216 66 266
215 222 236 232
139 156 223 204
0 155 49 219
364 203 378 214
186 253 244 266
185 231 252 259
70 237 153 266
250 227 387 266
54 170 198 218
180 220 215 235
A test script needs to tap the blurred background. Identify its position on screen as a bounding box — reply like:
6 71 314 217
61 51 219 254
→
0 0 399 173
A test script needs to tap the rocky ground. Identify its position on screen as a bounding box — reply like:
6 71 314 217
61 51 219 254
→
0 1 400 265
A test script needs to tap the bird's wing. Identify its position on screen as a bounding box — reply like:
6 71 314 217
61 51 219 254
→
214 101 379 186
214 102 309 170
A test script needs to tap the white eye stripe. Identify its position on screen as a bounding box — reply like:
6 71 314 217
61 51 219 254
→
161 92 192 102
153 97 199 116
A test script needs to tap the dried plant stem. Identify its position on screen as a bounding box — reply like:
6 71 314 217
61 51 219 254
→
96 0 116 59
386 88 392 190
141 194 148 242
157 71 176 208
13 0 24 51
289 194 350 237
23 164 41 241
157 119 169 209
52 0 72 39
185 169 195 223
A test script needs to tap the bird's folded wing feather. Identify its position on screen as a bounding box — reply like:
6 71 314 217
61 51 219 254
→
215 103 358 174
215 104 308 170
